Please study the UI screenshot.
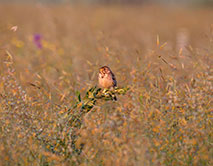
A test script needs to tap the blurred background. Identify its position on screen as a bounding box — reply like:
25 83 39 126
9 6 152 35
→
0 0 212 165
0 0 213 5
0 0 213 100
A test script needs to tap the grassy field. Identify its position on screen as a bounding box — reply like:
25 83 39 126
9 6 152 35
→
0 4 212 166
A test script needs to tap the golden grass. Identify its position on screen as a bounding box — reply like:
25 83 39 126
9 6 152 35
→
0 4 212 166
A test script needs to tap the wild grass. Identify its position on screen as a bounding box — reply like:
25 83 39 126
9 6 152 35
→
0 4 212 166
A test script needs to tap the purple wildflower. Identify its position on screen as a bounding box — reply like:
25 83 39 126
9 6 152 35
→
33 34 42 49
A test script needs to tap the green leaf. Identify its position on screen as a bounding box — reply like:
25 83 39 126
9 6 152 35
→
76 91 81 102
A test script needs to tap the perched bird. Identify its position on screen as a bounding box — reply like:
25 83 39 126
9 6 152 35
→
98 66 117 100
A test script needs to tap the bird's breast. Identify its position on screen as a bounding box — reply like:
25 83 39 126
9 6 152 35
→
99 76 113 89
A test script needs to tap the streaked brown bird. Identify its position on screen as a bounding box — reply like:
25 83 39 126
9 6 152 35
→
98 66 117 100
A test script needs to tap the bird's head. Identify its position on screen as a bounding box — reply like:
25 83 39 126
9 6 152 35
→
99 66 111 78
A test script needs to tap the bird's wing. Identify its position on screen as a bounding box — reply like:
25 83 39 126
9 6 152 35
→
111 72 117 87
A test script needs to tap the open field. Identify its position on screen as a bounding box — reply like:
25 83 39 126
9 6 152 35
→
0 4 212 165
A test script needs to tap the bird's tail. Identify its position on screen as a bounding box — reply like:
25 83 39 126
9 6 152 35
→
112 94 117 101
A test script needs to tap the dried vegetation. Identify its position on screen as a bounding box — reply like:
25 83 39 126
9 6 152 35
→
0 4 212 166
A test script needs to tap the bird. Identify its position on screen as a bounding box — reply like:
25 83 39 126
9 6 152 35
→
98 66 117 100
